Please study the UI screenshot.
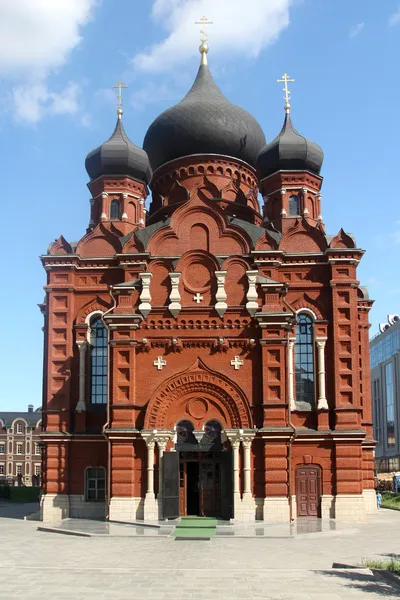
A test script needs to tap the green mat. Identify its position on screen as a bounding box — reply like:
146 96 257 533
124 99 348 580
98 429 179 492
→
172 517 217 538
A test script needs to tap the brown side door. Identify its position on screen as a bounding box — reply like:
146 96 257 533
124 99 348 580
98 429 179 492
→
296 466 320 517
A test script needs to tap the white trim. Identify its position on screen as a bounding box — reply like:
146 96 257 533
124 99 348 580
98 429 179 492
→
295 307 318 321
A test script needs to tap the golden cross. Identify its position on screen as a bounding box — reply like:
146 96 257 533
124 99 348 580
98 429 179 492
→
277 73 294 112
195 15 213 43
112 81 128 115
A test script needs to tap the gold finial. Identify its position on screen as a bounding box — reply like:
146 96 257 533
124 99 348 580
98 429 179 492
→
195 16 213 65
277 73 294 113
112 80 128 119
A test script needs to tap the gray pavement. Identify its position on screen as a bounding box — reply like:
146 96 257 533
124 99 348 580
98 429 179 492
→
1 501 400 599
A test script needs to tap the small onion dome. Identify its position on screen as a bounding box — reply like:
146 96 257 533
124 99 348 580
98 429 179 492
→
257 113 323 179
143 63 266 172
85 117 152 184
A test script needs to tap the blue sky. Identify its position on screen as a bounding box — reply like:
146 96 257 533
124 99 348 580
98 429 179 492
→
0 0 399 411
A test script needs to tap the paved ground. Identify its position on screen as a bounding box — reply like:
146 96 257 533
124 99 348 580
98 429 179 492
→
1 501 400 599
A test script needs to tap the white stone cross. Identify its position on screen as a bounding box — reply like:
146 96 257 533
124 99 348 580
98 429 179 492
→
193 292 203 304
230 356 244 370
153 356 166 370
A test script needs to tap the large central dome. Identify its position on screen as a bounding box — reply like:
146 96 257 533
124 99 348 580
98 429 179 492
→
143 62 266 172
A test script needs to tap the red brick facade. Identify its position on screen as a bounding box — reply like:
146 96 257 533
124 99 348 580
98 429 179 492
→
40 82 375 524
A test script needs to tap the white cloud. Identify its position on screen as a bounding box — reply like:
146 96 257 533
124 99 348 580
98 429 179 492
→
13 82 82 124
389 6 400 26
0 0 96 123
349 22 364 38
133 0 291 72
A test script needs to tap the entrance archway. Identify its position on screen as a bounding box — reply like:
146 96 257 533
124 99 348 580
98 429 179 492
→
146 359 251 520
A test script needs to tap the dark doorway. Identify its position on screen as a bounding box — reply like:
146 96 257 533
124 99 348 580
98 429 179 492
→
296 465 321 517
186 461 200 515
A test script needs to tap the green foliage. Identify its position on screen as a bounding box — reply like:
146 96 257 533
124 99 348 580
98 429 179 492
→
381 492 400 510
361 558 400 574
0 486 40 503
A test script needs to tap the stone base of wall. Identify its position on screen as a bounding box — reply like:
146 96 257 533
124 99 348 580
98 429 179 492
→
109 497 144 522
234 494 256 522
363 489 378 514
262 497 290 522
40 493 70 523
255 497 264 520
69 495 106 519
320 495 335 519
333 494 366 522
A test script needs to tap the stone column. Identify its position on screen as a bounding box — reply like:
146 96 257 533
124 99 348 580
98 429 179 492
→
316 338 328 410
156 434 172 519
240 432 256 522
242 437 253 497
225 430 241 520
168 272 182 317
76 341 87 412
245 270 259 316
214 271 228 317
139 273 152 318
287 338 296 411
142 431 158 520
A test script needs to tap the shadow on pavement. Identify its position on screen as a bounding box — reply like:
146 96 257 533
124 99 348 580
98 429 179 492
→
317 568 400 597
0 500 40 520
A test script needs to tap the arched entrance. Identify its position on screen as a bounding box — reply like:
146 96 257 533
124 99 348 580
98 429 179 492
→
176 419 226 517
145 359 252 520
295 465 321 517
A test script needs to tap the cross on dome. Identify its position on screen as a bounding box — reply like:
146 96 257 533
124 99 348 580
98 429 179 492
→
112 80 128 119
195 15 213 65
277 73 294 113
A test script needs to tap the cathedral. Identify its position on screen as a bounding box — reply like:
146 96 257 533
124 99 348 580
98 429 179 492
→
40 40 376 524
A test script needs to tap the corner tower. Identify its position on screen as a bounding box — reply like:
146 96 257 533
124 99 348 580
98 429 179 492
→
85 86 152 235
257 74 324 232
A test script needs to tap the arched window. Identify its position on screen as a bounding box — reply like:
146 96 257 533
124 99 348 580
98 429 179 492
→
85 467 106 501
295 313 315 408
176 420 196 445
110 199 120 220
288 194 300 215
90 317 107 404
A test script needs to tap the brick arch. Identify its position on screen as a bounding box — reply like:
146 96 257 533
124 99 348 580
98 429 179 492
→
144 358 252 429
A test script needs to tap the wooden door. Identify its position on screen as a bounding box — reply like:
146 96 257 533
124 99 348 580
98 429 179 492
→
200 461 214 516
163 451 180 519
296 466 320 517
179 461 186 516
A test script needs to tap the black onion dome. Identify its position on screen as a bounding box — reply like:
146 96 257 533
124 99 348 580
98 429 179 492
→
143 64 266 171
85 117 152 184
257 112 323 179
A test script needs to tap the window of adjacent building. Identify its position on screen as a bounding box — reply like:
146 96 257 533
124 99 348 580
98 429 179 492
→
17 423 23 434
85 467 106 501
372 379 381 442
0 444 4 454
8 442 12 453
90 317 107 404
16 465 22 476
35 465 41 476
295 313 315 408
17 444 23 455
288 194 300 216
371 329 400 369
385 362 396 447
8 463 12 474
26 442 30 454
0 464 4 475
110 199 121 220
35 443 41 455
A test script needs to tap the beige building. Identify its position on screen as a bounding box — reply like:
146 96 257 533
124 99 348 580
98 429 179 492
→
0 406 42 486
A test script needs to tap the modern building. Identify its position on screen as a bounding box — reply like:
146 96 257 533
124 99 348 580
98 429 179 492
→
371 314 400 473
40 42 376 524
0 405 42 486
